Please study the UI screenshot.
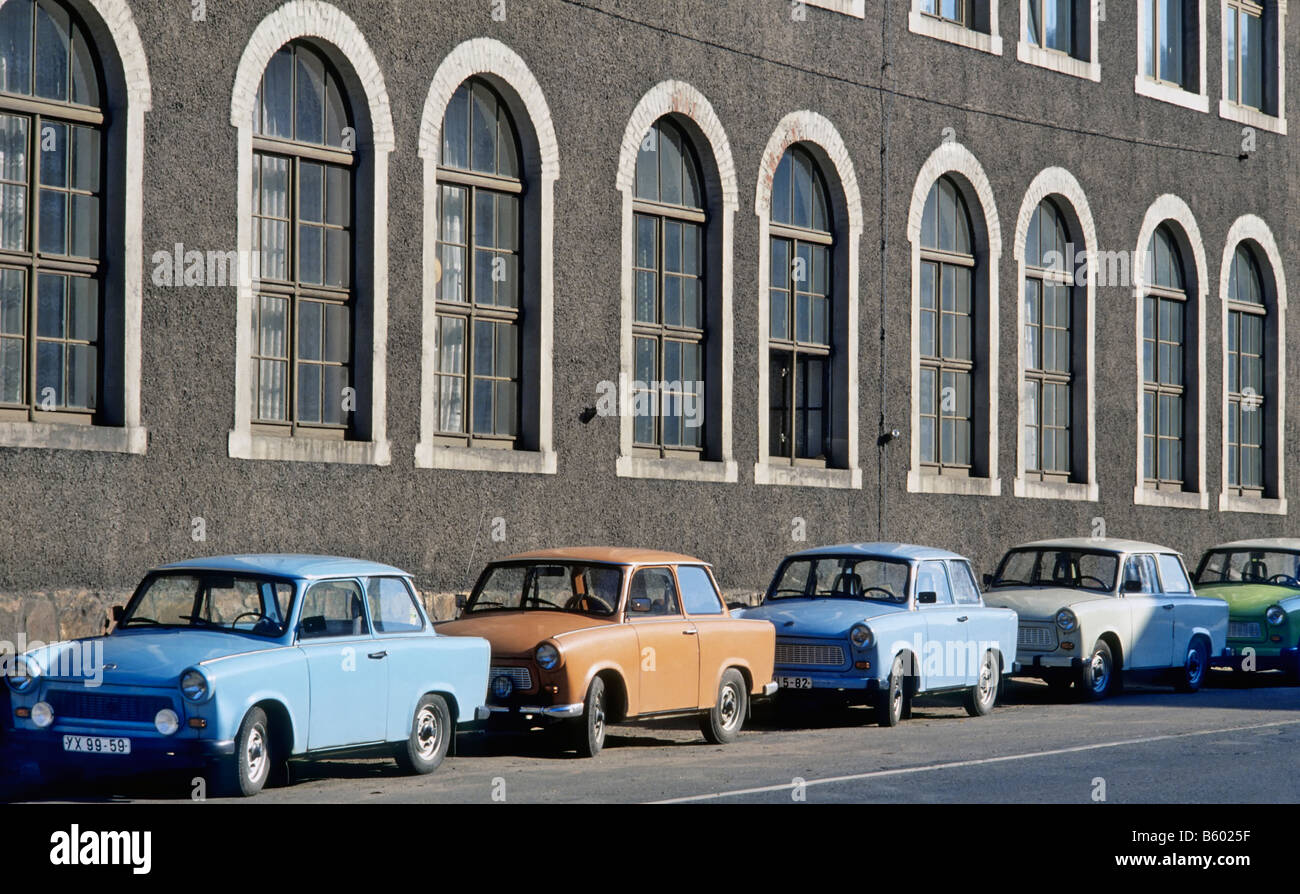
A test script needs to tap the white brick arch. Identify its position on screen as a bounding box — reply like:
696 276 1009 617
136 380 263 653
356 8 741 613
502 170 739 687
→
228 0 394 150
1011 166 1098 502
83 0 152 108
415 38 560 475
754 111 862 489
227 1 394 466
905 141 1002 496
1132 195 1209 510
614 81 740 483
1218 214 1288 515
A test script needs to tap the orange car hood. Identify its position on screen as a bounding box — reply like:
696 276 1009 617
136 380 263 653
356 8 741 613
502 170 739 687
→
436 611 617 657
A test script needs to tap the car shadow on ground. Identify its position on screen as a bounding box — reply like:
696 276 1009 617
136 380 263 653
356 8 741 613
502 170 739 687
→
999 669 1297 709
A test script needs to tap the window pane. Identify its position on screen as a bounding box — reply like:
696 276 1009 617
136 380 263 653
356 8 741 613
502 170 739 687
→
258 294 287 358
1242 9 1263 109
295 49 326 144
438 315 465 373
38 189 66 254
260 47 293 139
69 275 95 341
0 267 22 335
470 83 497 174
635 127 658 201
792 150 812 229
35 339 61 405
442 84 469 169
772 151 792 225
1158 0 1183 84
36 272 63 338
298 224 322 285
0 0 33 96
659 124 682 206
0 336 20 403
69 193 97 259
34 0 69 102
70 22 97 106
297 362 321 423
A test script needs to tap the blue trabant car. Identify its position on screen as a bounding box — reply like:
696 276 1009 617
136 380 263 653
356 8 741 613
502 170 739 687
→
738 543 1018 726
5 555 491 797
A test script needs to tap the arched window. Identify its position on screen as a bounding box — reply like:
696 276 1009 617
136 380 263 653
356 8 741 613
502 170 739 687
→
768 145 833 464
1022 198 1075 480
250 41 355 438
433 78 522 445
918 176 974 474
0 0 104 422
632 117 704 456
1226 243 1266 495
1142 224 1188 490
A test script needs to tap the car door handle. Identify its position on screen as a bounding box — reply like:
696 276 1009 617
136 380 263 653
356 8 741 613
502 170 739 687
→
682 629 698 636
1162 604 1175 611
368 650 388 659
956 616 969 623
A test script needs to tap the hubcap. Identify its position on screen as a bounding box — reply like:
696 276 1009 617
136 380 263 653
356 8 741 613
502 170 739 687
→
1187 647 1204 684
415 706 440 760
719 683 740 730
1090 650 1110 692
246 726 268 783
890 675 903 718
978 656 995 703
591 692 605 743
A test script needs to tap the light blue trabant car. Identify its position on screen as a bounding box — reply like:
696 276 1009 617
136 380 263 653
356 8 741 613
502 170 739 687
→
737 543 1017 726
5 555 491 797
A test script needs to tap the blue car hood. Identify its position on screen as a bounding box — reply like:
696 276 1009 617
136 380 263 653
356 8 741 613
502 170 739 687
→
32 629 282 687
741 599 907 637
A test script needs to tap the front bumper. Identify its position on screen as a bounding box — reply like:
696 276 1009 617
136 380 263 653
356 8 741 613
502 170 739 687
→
484 702 584 719
5 728 236 768
772 669 882 692
1012 654 1081 674
1213 643 1298 670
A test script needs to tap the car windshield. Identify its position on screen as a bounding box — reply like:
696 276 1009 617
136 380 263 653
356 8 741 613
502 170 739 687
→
464 562 624 617
767 556 910 604
120 572 296 637
1196 550 1300 588
991 549 1119 593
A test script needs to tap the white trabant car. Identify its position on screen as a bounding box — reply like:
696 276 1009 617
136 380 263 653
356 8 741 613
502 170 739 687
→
982 538 1229 699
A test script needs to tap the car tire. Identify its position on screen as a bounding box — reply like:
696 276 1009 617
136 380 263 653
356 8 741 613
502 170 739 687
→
213 706 272 798
571 676 607 758
1174 638 1209 693
1076 640 1116 701
963 650 1000 717
877 654 909 727
700 668 748 745
394 694 451 774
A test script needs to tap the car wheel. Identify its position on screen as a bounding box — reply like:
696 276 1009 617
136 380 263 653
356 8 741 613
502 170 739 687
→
571 676 607 758
963 650 1000 717
214 706 271 798
394 694 451 774
700 668 748 745
1077 640 1115 701
1175 638 1209 693
877 654 909 727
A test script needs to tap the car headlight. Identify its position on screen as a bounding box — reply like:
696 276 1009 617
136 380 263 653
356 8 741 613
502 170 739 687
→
7 658 39 693
1266 606 1286 626
536 643 561 671
1056 608 1078 632
31 701 53 728
154 709 180 736
180 669 210 702
850 624 875 649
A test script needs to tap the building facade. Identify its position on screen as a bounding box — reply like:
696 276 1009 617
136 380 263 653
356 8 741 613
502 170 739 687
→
0 0 1295 637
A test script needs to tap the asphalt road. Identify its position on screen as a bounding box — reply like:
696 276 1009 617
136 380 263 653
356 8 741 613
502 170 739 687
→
11 671 1299 804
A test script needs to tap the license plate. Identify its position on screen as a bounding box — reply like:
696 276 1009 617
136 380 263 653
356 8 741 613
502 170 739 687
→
63 735 131 755
777 676 813 690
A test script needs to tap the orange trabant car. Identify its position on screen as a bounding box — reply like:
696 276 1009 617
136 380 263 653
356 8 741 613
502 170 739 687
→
437 548 776 756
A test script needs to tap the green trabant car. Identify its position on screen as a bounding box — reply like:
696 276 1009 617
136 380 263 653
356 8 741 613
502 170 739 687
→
1192 539 1300 681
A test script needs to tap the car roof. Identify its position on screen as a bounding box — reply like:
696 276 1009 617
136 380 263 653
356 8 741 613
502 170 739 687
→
499 547 708 565
1206 538 1300 553
1010 538 1180 555
154 554 410 580
785 542 968 562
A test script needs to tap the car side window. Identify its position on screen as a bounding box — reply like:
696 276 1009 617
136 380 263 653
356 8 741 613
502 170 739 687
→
299 579 368 638
1155 555 1191 594
1123 555 1160 594
628 567 681 617
915 561 954 606
677 565 724 615
366 577 425 633
949 561 981 605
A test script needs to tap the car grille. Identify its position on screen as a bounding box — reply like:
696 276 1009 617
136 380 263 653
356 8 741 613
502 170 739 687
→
775 642 845 667
1018 624 1058 652
46 690 173 724
1228 621 1262 640
490 666 534 692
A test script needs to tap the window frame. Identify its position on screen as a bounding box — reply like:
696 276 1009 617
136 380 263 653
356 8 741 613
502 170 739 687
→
1134 0 1210 113
1141 226 1191 493
909 0 1004 55
1218 0 1287 133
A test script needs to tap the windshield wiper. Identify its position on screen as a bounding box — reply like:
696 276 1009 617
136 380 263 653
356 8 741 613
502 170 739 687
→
121 617 162 627
991 578 1029 587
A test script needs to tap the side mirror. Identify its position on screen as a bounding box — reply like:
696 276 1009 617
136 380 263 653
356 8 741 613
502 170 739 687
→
981 573 993 588
917 591 938 605
111 605 126 622
455 594 468 610
726 601 749 611
1123 579 1143 593
629 597 652 613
